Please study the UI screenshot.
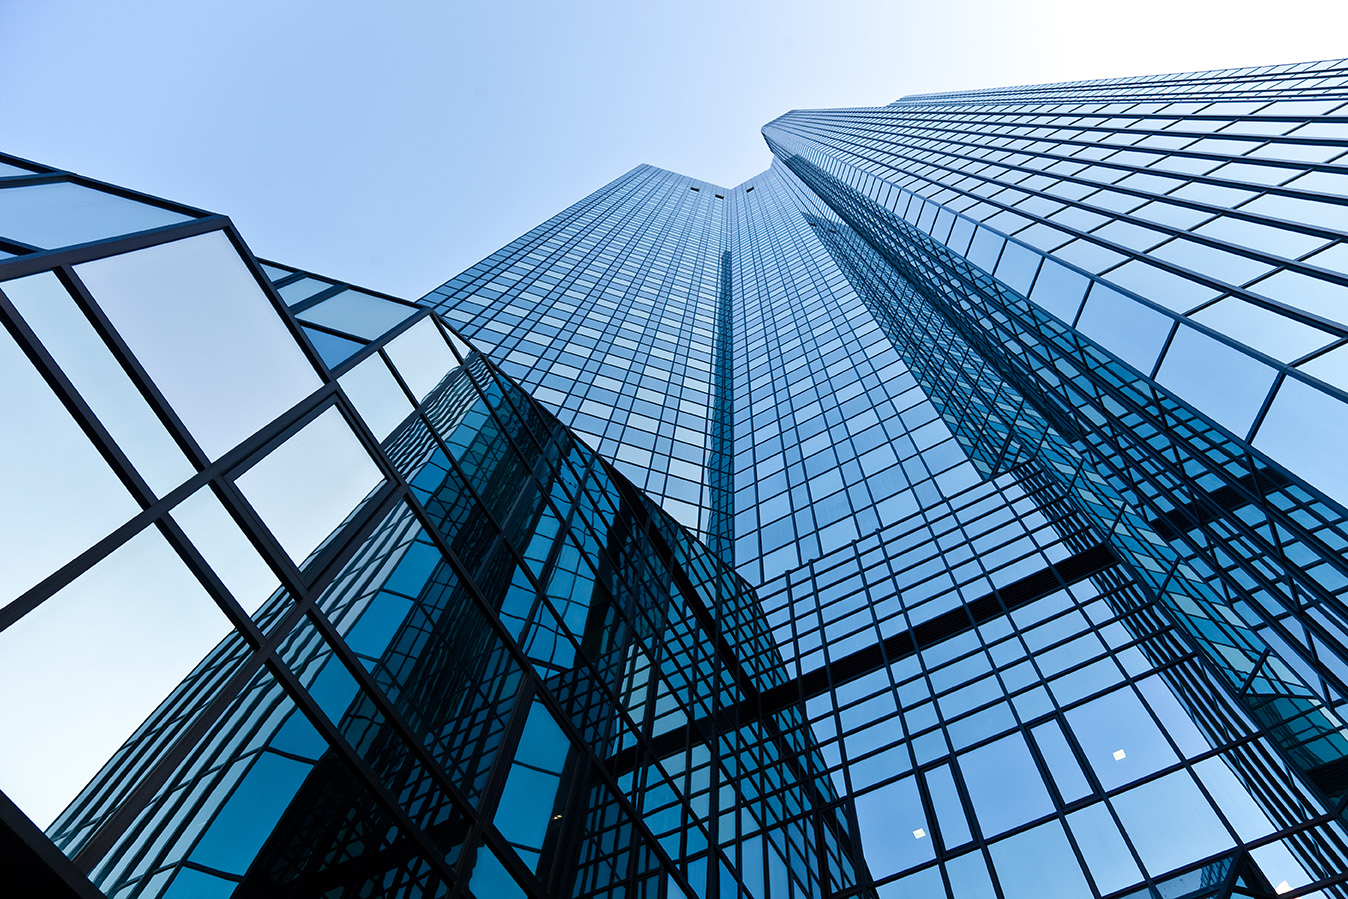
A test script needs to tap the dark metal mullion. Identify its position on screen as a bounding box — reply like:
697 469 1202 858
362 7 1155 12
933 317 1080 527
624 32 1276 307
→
0 215 228 281
69 646 274 872
787 118 1348 303
870 194 1348 580
0 235 41 254
263 658 464 891
285 283 347 315
350 381 695 897
54 265 213 469
66 486 411 875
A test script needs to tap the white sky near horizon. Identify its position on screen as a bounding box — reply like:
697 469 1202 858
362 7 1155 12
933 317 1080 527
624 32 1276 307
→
3 0 1347 299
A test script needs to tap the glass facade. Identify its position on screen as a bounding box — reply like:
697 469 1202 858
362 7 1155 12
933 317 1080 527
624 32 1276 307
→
6 58 1348 899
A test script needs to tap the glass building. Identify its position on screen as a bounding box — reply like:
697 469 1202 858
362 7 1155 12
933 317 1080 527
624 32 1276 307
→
6 58 1348 899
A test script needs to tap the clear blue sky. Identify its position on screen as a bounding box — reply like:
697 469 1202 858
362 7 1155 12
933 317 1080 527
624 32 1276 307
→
3 0 1346 299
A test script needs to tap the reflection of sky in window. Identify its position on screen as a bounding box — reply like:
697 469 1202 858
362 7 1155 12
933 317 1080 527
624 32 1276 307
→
1156 324 1277 438
296 288 418 340
235 406 384 565
1109 771 1233 877
959 733 1053 838
0 309 140 604
853 776 933 876
1065 686 1178 791
75 231 322 460
1066 803 1143 895
5 271 196 496
339 353 415 441
1075 284 1174 375
0 181 191 249
171 486 281 616
0 526 232 829
989 821 1091 899
384 316 457 401
1190 298 1333 363
1255 376 1348 509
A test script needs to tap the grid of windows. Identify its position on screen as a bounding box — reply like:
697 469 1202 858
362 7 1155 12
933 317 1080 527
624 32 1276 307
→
9 58 1348 899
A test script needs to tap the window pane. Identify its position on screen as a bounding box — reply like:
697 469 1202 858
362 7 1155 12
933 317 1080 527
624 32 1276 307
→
296 289 418 340
958 733 1053 838
0 181 191 249
989 821 1091 899
4 271 195 495
339 353 415 442
75 231 323 460
1109 770 1233 877
384 316 458 402
0 527 231 829
171 486 281 617
235 406 383 565
0 316 140 605
1156 324 1277 438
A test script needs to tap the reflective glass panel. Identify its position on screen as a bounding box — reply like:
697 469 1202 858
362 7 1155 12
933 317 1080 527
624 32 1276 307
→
339 353 415 441
4 271 195 495
75 231 323 460
0 526 231 829
384 316 458 402
296 289 418 340
235 406 384 565
0 181 191 249
171 486 281 616
0 314 140 604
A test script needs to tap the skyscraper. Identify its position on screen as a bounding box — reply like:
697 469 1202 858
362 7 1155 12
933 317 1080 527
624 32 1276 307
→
5 57 1348 899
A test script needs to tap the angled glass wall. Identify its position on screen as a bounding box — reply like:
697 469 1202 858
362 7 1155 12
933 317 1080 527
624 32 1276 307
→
9 57 1348 899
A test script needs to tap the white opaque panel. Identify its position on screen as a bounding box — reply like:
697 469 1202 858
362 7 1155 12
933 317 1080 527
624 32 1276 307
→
0 527 232 829
75 231 323 460
235 407 383 565
384 317 458 401
171 486 281 616
0 317 140 606
339 354 415 441
4 272 196 495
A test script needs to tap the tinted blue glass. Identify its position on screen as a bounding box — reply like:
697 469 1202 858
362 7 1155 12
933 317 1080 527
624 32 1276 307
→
302 325 365 367
189 752 314 874
0 181 191 248
958 734 1053 838
988 821 1091 899
297 289 418 339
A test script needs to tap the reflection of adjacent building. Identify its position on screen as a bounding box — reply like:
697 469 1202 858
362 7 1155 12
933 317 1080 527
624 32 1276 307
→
22 292 861 897
8 57 1348 899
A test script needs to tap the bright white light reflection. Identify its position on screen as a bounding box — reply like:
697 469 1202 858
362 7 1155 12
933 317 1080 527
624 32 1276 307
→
912 828 926 839
1113 749 1127 761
